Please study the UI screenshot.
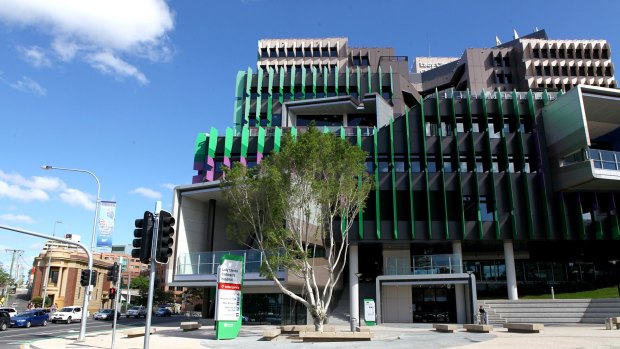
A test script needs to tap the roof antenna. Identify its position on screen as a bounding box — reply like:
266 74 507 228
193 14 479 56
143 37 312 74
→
534 26 539 32
495 36 502 46
513 29 519 40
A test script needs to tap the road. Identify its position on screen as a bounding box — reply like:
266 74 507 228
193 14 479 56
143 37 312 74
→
0 314 181 349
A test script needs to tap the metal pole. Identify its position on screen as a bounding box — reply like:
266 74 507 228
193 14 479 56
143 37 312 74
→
0 224 93 342
111 261 122 349
41 166 101 253
126 263 132 312
4 250 19 305
144 201 161 349
41 255 51 308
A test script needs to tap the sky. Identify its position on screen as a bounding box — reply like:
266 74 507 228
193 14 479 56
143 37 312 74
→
1 0 619 279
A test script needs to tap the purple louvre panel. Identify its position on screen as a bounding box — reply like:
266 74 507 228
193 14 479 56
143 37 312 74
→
257 152 263 164
205 156 215 182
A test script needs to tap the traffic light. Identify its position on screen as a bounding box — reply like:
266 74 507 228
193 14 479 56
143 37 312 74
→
107 262 120 283
155 210 175 264
109 287 116 299
80 269 91 287
132 211 154 264
90 270 98 287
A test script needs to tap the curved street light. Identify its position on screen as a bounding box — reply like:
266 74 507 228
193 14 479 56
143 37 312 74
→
41 165 100 253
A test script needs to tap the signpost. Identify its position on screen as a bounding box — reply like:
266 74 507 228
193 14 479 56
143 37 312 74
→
215 254 244 340
363 299 376 326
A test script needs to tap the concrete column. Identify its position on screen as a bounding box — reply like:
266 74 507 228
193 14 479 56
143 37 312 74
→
504 240 519 300
452 241 466 324
349 244 360 329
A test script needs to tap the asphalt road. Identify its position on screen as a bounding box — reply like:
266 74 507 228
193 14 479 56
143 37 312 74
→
0 314 181 349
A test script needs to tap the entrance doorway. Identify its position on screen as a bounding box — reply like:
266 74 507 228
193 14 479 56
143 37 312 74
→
412 285 456 323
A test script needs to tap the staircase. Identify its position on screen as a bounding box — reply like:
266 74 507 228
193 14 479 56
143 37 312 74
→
480 299 620 324
326 284 351 325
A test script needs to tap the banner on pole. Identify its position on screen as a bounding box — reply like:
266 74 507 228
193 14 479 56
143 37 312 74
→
215 254 244 340
96 201 116 247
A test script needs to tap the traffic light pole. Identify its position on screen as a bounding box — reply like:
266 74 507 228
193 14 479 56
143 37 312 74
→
0 224 93 342
111 262 121 349
143 201 161 349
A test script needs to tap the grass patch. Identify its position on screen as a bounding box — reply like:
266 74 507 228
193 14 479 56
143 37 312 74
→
521 286 620 300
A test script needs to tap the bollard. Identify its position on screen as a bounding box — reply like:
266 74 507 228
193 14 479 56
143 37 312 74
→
605 317 613 330
350 317 357 332
551 286 555 300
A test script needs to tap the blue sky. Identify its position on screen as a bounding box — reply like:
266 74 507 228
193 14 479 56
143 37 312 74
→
1 0 619 278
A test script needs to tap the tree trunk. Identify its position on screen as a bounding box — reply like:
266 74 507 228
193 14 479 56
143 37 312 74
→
313 316 324 332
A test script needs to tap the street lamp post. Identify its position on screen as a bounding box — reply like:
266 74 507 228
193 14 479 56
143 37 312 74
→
42 220 62 308
41 166 101 253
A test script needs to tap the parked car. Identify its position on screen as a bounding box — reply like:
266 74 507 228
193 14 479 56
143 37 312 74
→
51 306 85 324
0 311 10 331
94 309 120 321
0 307 17 317
10 310 48 328
126 306 146 318
154 308 172 317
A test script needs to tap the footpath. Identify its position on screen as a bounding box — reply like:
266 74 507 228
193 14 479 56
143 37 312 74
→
26 321 620 349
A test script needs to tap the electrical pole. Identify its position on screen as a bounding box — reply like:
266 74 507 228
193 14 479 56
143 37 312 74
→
3 249 23 305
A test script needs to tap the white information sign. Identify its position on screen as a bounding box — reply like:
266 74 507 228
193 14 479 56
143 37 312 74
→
364 299 376 322
215 259 243 321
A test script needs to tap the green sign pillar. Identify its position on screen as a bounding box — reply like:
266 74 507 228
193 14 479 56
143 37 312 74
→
215 254 245 340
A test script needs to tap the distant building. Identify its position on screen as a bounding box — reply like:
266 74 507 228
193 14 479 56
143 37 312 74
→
420 29 616 94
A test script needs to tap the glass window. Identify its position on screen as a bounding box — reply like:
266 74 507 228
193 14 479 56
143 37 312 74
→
394 161 406 172
479 196 494 221
361 55 369 66
378 161 389 173
426 158 437 172
365 161 374 173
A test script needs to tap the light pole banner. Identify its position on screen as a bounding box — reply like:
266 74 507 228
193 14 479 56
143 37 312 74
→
215 254 244 340
96 201 116 247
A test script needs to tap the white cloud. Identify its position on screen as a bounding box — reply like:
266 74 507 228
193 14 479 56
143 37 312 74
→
130 187 162 200
0 0 174 83
0 213 35 224
9 76 47 96
0 170 52 201
86 51 148 85
161 183 176 190
18 45 52 67
59 188 96 211
0 170 95 211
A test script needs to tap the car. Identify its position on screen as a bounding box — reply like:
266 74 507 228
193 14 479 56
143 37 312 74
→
94 309 120 321
154 308 172 317
126 305 147 318
0 311 10 331
0 307 17 318
51 306 85 324
10 310 48 328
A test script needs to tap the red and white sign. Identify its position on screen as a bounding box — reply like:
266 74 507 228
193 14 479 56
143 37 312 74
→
215 259 243 321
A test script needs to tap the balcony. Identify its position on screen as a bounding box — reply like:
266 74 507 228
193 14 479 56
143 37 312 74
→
384 254 463 276
543 85 620 191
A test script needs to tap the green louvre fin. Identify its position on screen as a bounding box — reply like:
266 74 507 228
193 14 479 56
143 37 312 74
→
233 71 246 132
312 66 317 98
449 94 466 239
290 65 296 101
323 66 328 96
356 66 361 97
301 66 307 98
435 89 449 239
466 90 483 239
257 126 266 155
378 66 382 96
389 117 398 239
255 67 264 119
267 67 274 126
279 67 285 105
404 109 415 239
389 65 394 98
224 128 234 159
240 126 249 159
357 126 364 239
274 127 282 153
194 133 207 163
373 126 380 239
291 126 297 140
419 96 432 239
335 66 339 95
345 66 350 95
244 67 253 122
207 127 218 159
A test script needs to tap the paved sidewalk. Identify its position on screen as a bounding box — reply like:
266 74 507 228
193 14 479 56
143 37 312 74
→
26 322 620 349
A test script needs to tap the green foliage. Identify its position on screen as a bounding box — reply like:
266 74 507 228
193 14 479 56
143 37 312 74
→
30 296 52 308
222 127 372 327
521 286 620 299
0 267 12 287
130 275 149 290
